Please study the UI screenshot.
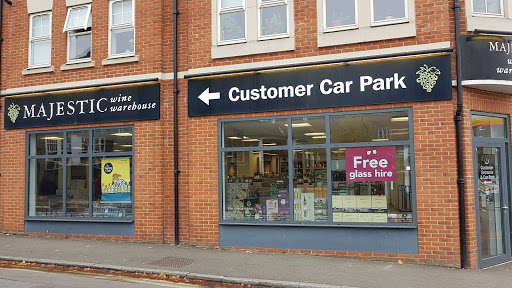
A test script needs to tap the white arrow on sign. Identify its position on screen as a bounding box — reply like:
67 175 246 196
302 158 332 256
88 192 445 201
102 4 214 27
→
198 88 220 105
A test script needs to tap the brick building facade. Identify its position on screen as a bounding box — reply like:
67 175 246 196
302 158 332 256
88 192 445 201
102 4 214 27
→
0 0 511 269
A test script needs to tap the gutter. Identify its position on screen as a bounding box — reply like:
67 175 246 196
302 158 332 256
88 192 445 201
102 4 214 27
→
453 0 467 269
173 0 180 245
184 48 453 79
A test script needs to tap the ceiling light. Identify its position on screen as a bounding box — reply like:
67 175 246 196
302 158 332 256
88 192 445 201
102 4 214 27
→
304 132 326 136
227 136 242 140
372 138 389 142
121 145 132 147
312 136 326 139
284 123 312 127
263 143 277 146
41 136 64 140
242 139 260 142
111 132 133 136
391 116 409 122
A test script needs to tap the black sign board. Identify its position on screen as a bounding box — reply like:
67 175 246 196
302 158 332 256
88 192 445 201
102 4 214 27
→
5 83 160 129
461 35 512 81
188 54 452 117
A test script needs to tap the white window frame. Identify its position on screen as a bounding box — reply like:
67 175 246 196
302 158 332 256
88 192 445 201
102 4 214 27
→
67 30 92 64
466 0 512 31
64 5 92 64
317 0 415 47
258 0 289 40
63 4 92 32
370 0 408 27
212 0 295 59
218 0 247 45
322 0 358 32
472 0 505 17
29 12 52 68
108 0 135 59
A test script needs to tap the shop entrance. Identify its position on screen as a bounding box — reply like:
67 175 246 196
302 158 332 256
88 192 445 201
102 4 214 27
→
472 113 511 268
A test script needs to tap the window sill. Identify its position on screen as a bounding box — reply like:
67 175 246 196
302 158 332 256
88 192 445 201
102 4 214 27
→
60 61 95 71
219 221 416 229
212 36 295 59
466 16 512 32
25 217 134 223
102 55 139 66
22 66 55 75
318 21 416 48
66 0 93 7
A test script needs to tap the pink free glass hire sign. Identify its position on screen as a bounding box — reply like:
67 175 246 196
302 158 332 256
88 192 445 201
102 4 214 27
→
345 146 396 182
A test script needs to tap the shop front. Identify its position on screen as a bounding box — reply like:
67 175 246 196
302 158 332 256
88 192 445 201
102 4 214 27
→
187 53 453 255
4 82 160 236
461 35 512 268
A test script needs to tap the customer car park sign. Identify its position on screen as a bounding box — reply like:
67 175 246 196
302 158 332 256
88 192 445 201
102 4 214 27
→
187 54 452 117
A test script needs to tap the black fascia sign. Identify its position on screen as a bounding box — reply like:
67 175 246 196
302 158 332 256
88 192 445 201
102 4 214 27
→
5 83 160 129
461 35 512 81
188 54 452 117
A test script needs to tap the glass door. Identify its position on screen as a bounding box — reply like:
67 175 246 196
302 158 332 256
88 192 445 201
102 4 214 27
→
475 144 511 268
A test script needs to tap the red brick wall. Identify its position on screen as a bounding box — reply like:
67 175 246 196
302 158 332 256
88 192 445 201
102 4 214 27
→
0 0 169 90
0 0 173 243
185 0 452 70
177 0 462 267
463 88 512 268
2 0 509 269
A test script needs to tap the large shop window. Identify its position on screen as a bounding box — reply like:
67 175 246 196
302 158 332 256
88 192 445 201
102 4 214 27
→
221 110 415 225
26 126 134 220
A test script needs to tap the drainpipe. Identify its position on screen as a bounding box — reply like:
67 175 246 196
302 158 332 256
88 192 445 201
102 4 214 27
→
173 0 180 246
453 0 467 269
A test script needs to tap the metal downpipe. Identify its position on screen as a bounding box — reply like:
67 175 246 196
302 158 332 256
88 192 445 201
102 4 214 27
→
173 0 180 245
453 0 467 269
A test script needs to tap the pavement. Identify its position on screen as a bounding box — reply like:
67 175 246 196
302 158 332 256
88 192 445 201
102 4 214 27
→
1 234 512 288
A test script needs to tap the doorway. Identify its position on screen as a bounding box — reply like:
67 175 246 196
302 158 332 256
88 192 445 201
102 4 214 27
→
472 113 511 268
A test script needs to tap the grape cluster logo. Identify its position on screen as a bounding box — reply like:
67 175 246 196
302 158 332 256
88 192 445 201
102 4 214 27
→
416 64 441 92
7 103 20 124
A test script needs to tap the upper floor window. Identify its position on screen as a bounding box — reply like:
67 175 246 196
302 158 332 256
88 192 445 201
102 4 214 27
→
109 0 135 58
29 12 52 67
324 0 357 31
466 0 511 32
218 0 289 45
259 0 288 38
219 0 246 42
213 0 294 59
371 0 407 25
317 0 415 47
63 5 92 63
473 0 503 16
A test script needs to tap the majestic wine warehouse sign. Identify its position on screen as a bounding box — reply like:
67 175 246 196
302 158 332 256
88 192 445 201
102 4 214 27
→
5 83 160 130
187 54 452 117
461 35 512 81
